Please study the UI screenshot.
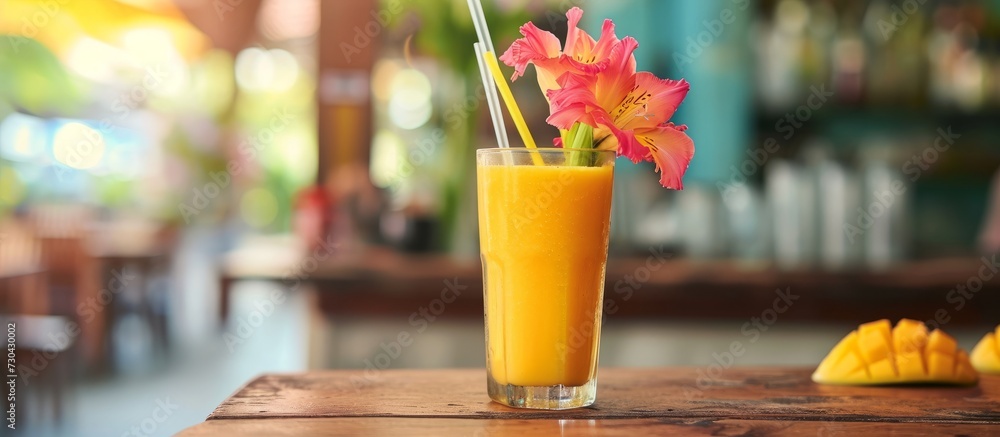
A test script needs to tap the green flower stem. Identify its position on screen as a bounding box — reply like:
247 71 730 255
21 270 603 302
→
565 122 595 167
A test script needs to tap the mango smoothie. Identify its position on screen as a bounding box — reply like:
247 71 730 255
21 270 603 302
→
477 157 614 389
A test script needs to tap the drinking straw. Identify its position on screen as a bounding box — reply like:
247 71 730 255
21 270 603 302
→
466 0 540 153
482 51 539 151
466 0 496 53
474 42 510 149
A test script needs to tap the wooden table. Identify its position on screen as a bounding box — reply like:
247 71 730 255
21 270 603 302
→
0 267 48 315
178 368 1000 436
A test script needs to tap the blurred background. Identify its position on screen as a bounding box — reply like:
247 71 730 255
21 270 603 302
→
2 0 1000 435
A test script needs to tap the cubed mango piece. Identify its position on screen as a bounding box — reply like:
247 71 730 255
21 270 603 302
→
892 318 928 354
971 330 1000 374
813 319 977 386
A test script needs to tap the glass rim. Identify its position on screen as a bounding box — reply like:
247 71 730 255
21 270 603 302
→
476 148 615 155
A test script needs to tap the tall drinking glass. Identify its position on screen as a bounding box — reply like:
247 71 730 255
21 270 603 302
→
476 148 615 409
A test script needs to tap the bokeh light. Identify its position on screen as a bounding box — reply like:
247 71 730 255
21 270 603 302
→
65 37 127 83
52 122 106 169
369 130 405 188
387 68 432 130
235 47 300 93
0 113 47 162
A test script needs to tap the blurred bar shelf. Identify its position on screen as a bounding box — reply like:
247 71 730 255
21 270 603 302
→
218 245 1000 327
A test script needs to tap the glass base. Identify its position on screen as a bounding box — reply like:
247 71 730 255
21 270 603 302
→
487 374 596 410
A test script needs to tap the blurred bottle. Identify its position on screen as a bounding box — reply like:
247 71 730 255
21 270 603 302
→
756 0 810 110
977 168 1000 254
293 185 333 252
858 142 910 269
831 26 866 104
802 0 837 87
722 182 769 263
677 186 727 259
863 0 928 107
803 143 857 270
766 160 807 270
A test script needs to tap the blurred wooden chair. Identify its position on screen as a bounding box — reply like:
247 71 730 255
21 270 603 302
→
28 205 105 372
0 217 48 315
0 218 74 432
89 216 173 366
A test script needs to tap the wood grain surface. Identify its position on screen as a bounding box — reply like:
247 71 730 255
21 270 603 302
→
177 417 1000 436
208 368 1000 424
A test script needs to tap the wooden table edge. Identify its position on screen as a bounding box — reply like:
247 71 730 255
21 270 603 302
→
178 417 1000 437
205 368 1000 425
204 412 1000 425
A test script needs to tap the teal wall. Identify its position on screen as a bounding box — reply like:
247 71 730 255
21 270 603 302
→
585 0 753 186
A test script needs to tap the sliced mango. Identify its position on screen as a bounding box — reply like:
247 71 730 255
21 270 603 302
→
970 325 1000 374
813 319 978 386
892 318 928 354
858 320 893 366
926 330 958 356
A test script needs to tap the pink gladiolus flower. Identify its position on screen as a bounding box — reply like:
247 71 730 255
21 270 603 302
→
501 9 694 189
499 7 622 94
546 37 694 189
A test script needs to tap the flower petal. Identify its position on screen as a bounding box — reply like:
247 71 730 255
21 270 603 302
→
615 73 690 130
498 22 562 81
591 19 619 64
635 124 695 189
581 110 645 163
613 128 648 164
533 57 575 95
562 9 618 76
564 7 595 59
546 100 597 130
637 74 689 126
545 73 601 129
594 37 639 110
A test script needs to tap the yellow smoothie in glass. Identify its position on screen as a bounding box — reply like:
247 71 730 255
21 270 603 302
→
477 162 614 387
